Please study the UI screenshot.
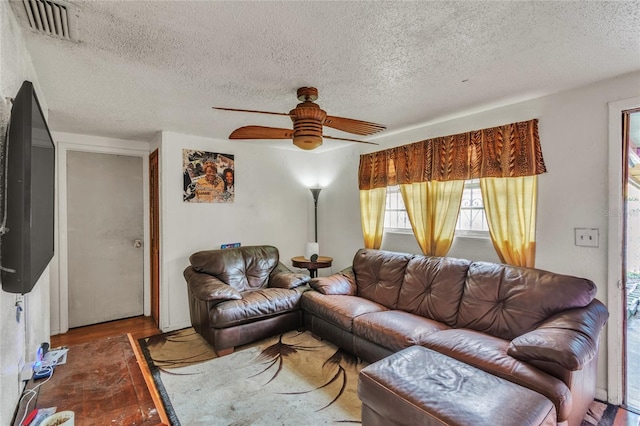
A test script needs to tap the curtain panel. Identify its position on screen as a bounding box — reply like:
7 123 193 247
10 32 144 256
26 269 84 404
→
359 187 387 249
358 119 546 189
399 181 464 256
481 176 538 267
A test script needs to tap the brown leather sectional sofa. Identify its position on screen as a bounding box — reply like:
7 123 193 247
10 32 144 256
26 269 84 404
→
185 246 608 425
301 248 609 426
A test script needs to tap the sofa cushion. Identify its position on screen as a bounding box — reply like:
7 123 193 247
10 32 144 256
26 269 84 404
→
353 248 413 309
210 287 305 328
301 291 387 332
397 255 471 327
190 245 280 292
353 310 449 352
456 261 597 340
421 328 572 422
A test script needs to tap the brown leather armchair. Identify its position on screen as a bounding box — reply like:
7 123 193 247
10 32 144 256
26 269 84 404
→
184 245 310 356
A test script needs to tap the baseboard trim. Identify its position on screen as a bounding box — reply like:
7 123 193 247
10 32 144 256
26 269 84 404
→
161 320 191 333
596 387 608 402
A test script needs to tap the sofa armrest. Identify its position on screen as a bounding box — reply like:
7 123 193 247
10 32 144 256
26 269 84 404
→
310 267 357 295
507 299 608 370
269 272 311 289
267 261 310 289
184 266 242 302
271 261 294 275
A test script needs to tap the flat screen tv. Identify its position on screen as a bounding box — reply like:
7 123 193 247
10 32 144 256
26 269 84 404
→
1 81 55 294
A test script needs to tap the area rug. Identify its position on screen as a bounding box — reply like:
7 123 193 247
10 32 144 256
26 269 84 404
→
140 329 362 425
140 328 618 426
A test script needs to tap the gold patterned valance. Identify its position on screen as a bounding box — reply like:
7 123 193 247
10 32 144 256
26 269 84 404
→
359 119 546 190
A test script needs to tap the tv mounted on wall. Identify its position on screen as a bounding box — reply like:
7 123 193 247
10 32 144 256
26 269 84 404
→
1 81 55 294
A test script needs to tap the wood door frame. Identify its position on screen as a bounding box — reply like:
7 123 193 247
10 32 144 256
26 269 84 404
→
149 149 159 327
54 134 150 334
607 97 640 404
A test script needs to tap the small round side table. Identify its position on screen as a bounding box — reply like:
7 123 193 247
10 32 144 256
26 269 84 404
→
291 256 333 278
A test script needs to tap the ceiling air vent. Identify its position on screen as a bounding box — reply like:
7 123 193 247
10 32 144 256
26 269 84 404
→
21 0 77 40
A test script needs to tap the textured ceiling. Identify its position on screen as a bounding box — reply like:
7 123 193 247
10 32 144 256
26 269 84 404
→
9 0 640 152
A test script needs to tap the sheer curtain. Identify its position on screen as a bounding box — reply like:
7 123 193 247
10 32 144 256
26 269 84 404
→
400 181 464 256
481 176 538 267
359 187 387 249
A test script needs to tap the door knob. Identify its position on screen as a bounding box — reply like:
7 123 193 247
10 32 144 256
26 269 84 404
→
133 239 143 248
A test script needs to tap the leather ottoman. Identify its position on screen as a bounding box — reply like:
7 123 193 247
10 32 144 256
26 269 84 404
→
358 346 556 426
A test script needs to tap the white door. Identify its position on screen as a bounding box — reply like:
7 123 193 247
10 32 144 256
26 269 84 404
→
66 150 144 327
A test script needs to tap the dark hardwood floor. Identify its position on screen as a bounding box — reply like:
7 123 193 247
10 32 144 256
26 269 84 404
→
616 409 640 426
12 316 165 426
50 316 640 426
51 315 161 347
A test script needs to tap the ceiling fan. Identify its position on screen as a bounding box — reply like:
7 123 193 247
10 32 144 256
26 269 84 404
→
213 87 386 150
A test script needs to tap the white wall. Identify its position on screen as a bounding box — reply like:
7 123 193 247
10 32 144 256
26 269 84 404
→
46 130 324 333
0 3 51 424
320 71 640 397
158 132 322 331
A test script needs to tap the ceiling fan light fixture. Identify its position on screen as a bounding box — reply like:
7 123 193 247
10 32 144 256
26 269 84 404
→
293 135 323 150
214 87 385 150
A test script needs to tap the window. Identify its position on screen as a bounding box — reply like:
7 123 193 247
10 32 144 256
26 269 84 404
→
455 179 489 236
384 180 489 237
384 186 411 230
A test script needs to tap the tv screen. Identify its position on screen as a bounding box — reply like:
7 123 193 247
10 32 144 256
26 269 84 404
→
1 81 55 294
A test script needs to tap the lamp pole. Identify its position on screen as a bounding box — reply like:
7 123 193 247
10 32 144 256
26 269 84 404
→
310 188 322 242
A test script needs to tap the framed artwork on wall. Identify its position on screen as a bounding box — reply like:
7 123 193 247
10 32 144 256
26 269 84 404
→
183 149 234 203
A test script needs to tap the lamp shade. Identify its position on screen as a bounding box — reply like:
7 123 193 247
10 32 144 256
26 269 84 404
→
305 242 319 260
310 188 322 242
310 188 321 203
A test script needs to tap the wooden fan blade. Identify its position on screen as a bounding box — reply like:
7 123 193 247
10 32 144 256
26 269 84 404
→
324 115 386 136
213 107 291 117
229 126 293 139
323 135 379 145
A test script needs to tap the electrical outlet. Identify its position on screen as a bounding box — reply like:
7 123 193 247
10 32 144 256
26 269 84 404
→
575 228 599 247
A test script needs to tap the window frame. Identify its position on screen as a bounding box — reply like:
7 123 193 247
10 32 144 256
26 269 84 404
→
455 179 490 239
383 181 490 239
383 185 413 233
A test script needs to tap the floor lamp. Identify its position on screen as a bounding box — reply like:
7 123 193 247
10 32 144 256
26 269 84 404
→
310 188 322 243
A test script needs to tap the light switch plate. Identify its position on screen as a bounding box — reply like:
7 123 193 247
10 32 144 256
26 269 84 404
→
575 228 599 247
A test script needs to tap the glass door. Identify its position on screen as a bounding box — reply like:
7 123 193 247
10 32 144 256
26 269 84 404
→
623 109 640 413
